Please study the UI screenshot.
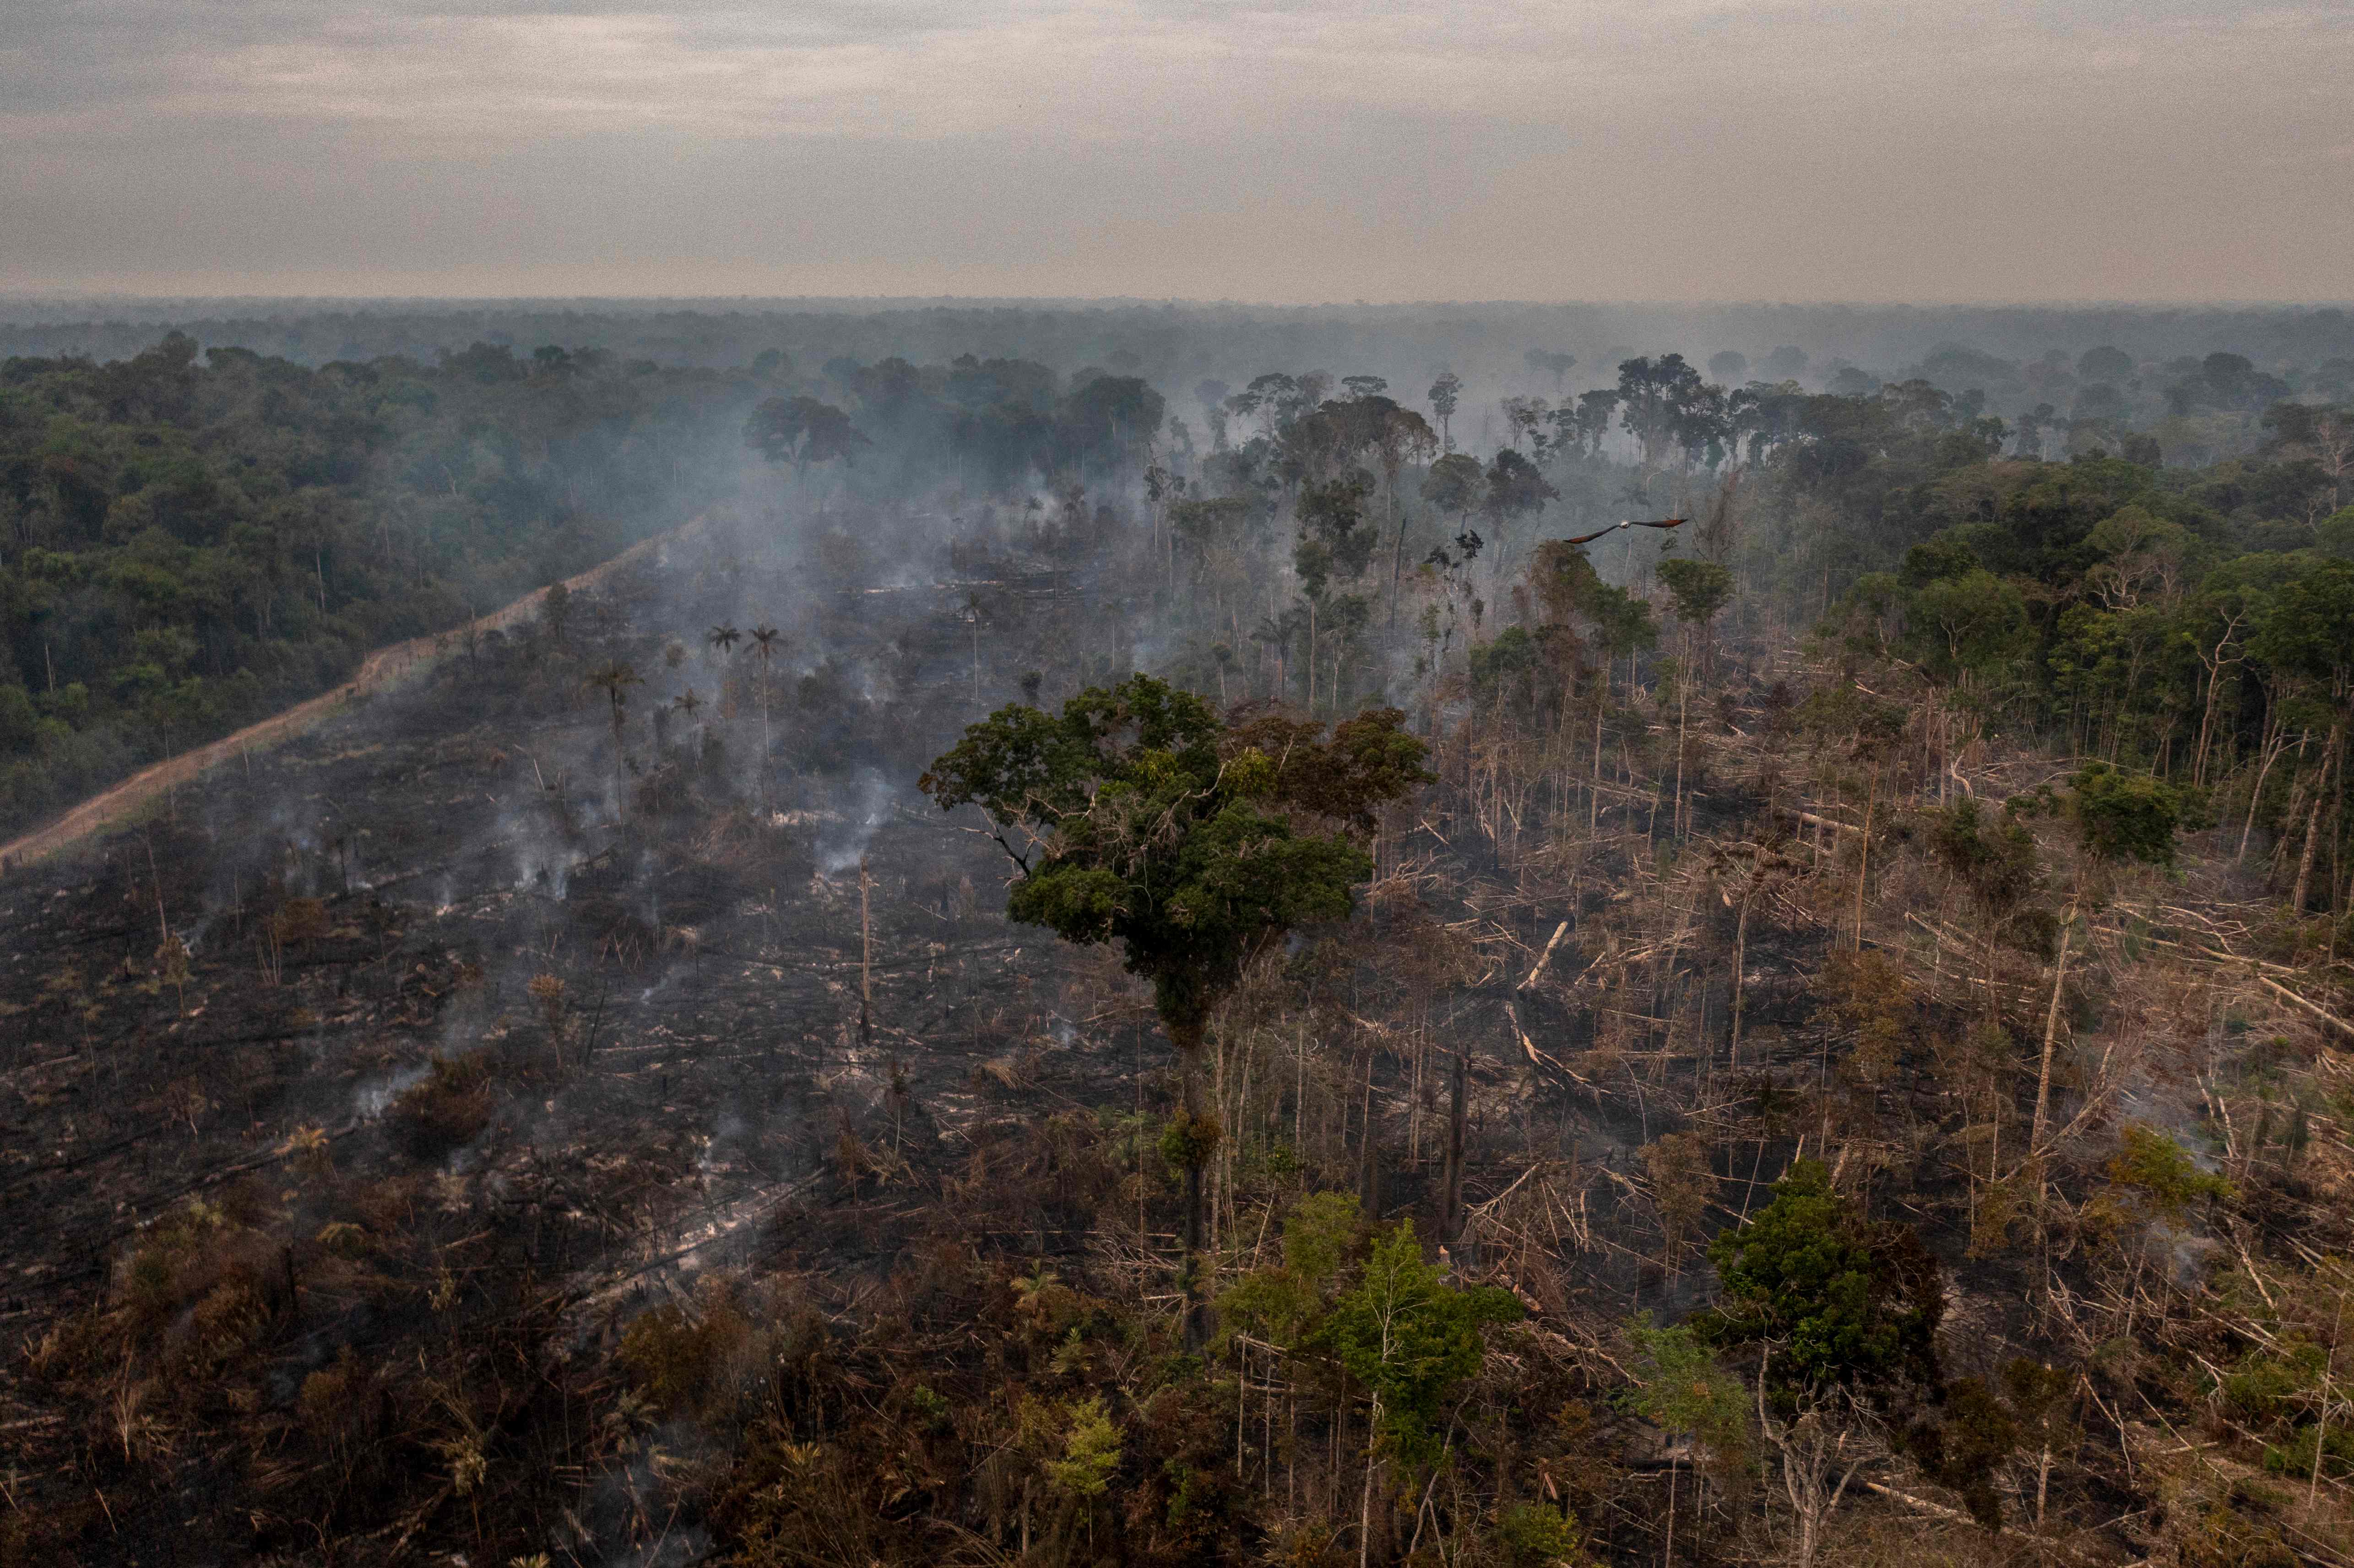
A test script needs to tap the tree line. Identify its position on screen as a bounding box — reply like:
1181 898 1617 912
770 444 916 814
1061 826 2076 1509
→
0 336 1168 836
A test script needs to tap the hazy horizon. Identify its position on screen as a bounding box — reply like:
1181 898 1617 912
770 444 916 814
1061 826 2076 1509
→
8 293 2354 310
9 0 2351 304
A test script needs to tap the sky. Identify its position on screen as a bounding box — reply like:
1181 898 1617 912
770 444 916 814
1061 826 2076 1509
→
4 0 2351 304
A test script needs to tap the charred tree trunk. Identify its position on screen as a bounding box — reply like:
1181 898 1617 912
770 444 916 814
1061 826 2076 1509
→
1852 766 1877 952
1440 1044 1467 1256
858 857 875 1048
1171 1020 1217 1351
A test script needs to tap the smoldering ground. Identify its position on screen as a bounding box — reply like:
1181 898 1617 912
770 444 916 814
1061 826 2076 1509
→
0 450 1729 1560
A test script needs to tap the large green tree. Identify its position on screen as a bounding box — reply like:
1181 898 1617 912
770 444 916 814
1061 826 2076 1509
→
743 394 869 483
920 676 1428 1337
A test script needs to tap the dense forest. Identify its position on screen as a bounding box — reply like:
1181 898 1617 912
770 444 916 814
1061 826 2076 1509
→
0 334 1161 834
7 306 2354 1568
8 314 2348 846
5 298 2350 418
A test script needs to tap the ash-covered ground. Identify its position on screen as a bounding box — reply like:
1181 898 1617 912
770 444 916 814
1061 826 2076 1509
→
0 504 1163 1550
0 501 1690 1564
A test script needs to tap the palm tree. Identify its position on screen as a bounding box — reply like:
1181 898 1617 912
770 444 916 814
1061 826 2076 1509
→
705 625 743 744
670 689 705 772
584 662 643 743
1250 607 1306 705
749 624 784 797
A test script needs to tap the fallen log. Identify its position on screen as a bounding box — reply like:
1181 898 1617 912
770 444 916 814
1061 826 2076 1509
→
2256 972 2354 1041
1518 919 1572 991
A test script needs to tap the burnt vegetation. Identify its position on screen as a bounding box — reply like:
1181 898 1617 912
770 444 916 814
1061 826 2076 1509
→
2 308 2354 1568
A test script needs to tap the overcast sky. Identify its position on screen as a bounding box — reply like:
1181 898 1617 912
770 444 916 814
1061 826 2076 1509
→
4 0 2350 303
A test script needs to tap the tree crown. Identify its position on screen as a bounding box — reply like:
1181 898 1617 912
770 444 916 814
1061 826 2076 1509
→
1697 1160 1943 1410
920 676 1428 1038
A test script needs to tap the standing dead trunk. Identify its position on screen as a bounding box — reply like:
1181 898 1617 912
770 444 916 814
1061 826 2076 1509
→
1670 698 1688 841
2029 897 2078 1198
2313 1275 2350 1507
1307 599 1318 715
2292 727 2342 914
1171 1021 1217 1351
1765 1398 1871 1568
1663 1457 1677 1568
1852 767 1877 952
1440 1045 1467 1253
1730 863 1764 1074
1591 684 1606 833
2240 721 2298 863
858 856 874 1048
1388 507 1411 631
2192 620 2241 787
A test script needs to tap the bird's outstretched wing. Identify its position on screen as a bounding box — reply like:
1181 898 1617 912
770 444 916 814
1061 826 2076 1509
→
1558 517 1687 546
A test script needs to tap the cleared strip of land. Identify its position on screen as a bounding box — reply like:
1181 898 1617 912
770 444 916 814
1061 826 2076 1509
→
0 518 706 872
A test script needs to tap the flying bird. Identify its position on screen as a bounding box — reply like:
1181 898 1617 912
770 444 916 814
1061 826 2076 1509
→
1558 517 1687 546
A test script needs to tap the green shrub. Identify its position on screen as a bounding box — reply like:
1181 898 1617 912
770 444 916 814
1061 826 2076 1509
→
1492 1501 1589 1568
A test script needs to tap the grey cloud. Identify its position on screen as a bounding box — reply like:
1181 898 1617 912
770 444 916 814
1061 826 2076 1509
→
2 0 2349 300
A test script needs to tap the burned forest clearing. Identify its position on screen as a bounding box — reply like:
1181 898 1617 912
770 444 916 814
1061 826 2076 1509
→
3 318 2354 1568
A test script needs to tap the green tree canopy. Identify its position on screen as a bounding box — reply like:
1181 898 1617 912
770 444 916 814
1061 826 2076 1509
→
2252 554 2354 698
2070 761 2184 867
1296 471 1378 598
1904 569 2030 686
919 675 1428 1055
1657 557 1736 629
1587 583 1659 662
1218 1190 1363 1351
1482 449 1559 530
1421 452 1485 524
1623 1313 1752 1471
1322 1220 1521 1468
1696 1160 1944 1411
1925 797 2044 920
743 394 870 477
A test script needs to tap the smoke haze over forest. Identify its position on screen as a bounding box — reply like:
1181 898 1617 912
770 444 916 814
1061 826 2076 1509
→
11 285 2354 1563
13 2 2354 1566
4 296 2350 401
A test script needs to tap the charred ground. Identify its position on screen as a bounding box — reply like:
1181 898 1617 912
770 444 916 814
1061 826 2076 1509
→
2 490 2350 1568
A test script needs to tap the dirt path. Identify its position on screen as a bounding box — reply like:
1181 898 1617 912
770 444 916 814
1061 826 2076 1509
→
0 516 708 874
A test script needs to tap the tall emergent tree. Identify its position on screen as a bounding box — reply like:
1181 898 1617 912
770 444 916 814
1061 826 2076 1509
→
1525 348 1577 394
920 676 1429 1341
1428 371 1462 451
743 394 870 495
585 661 643 745
749 624 785 796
